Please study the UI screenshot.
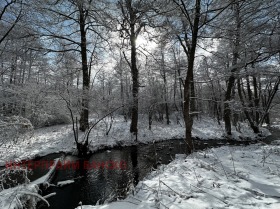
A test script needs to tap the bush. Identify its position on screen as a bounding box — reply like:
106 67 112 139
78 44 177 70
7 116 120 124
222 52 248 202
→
29 112 70 128
0 116 33 144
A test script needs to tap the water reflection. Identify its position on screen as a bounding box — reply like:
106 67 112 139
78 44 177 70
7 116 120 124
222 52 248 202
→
130 145 139 186
36 140 188 209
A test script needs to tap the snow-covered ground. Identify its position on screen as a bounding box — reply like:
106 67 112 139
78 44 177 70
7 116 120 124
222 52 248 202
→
76 141 280 209
0 116 270 166
0 116 276 209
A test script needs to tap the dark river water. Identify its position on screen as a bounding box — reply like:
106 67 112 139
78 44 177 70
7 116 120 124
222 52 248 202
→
4 129 280 209
36 139 190 209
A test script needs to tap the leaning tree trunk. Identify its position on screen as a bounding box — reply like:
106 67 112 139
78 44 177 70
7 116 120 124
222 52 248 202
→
237 78 259 133
259 76 280 126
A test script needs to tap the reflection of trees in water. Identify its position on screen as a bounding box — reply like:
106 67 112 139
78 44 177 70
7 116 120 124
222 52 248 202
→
76 149 140 203
131 145 139 186
110 146 139 201
35 140 195 209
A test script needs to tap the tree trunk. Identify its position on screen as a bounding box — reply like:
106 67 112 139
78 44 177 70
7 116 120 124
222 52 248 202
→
178 67 184 112
77 142 89 157
182 0 201 152
79 6 90 132
161 48 170 125
253 75 260 123
129 17 139 141
237 79 259 133
148 108 153 130
259 76 280 125
224 0 241 135
173 48 184 112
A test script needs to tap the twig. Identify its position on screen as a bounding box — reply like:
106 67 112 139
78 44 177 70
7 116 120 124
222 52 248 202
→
84 105 124 143
211 149 229 179
43 192 56 199
229 147 236 175
190 184 228 204
160 180 189 199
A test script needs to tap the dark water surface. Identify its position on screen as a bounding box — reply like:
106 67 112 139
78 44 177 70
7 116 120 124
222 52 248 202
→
16 129 280 209
36 140 190 209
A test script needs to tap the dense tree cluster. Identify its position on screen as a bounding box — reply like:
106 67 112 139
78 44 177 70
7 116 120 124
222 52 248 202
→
1 0 280 154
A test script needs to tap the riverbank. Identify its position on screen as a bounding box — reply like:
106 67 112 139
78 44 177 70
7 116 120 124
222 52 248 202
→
0 116 270 166
76 138 280 209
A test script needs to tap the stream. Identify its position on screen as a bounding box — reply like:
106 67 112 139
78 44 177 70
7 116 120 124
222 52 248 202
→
4 129 280 209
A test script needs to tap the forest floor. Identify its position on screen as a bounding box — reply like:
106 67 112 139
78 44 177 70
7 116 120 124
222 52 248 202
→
0 116 270 166
75 141 280 209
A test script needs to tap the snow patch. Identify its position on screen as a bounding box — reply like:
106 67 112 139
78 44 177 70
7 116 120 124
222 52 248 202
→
57 180 75 187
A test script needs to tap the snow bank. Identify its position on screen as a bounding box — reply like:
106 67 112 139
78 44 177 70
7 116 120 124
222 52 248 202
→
0 116 270 167
0 158 61 209
76 142 280 209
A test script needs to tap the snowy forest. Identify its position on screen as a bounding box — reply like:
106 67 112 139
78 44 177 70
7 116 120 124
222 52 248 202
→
1 0 280 209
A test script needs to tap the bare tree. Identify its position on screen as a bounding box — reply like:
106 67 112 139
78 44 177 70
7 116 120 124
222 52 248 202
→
221 0 279 134
0 0 23 45
33 0 109 131
117 0 154 141
164 0 232 150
